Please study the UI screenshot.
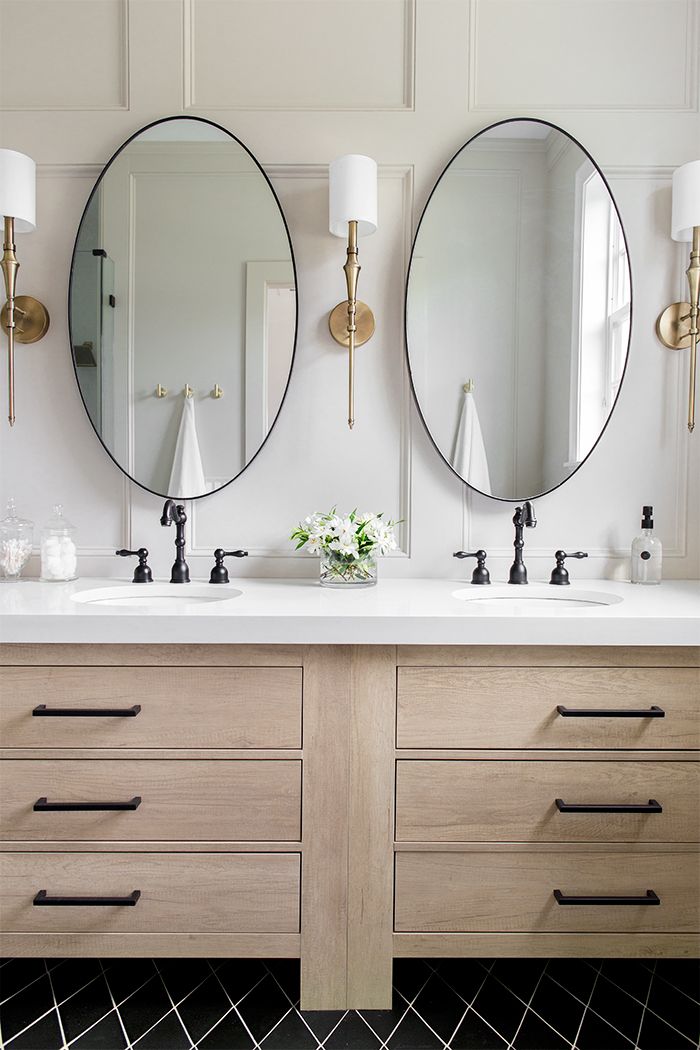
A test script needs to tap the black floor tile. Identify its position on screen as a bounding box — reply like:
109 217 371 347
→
589 977 644 1042
653 960 700 1004
3 1009 64 1050
358 989 412 1043
215 959 267 1005
637 1007 697 1049
156 959 211 1005
266 959 301 1003
575 1009 634 1049
0 973 54 1042
529 975 585 1043
50 959 102 1005
385 1007 443 1049
236 973 293 1043
599 960 654 1003
433 960 488 1005
118 975 173 1043
102 959 158 1005
0 959 46 1003
69 1010 128 1049
511 1009 570 1049
324 1011 382 1049
472 975 527 1043
301 1009 346 1042
450 1007 508 1049
410 972 465 1043
545 960 599 1003
57 974 113 1044
133 1009 190 1048
393 960 434 1000
259 1008 318 1048
196 1008 255 1049
490 960 546 1004
647 972 700 1042
176 974 231 1044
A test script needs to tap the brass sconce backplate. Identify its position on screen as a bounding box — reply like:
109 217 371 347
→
656 301 693 350
1 294 50 344
328 300 375 347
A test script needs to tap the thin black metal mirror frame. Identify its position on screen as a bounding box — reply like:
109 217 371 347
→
404 116 633 504
68 114 299 503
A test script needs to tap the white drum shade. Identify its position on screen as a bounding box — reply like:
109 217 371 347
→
671 159 700 242
0 149 36 233
329 154 377 238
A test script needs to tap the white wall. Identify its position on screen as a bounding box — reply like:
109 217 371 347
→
1 0 698 584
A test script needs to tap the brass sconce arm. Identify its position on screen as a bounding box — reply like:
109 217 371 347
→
1 217 19 426
328 221 375 430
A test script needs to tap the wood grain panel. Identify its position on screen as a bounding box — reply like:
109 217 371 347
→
397 667 700 749
0 645 303 666
0 666 302 748
396 647 700 667
396 760 700 843
395 851 700 933
1 853 300 933
0 760 301 842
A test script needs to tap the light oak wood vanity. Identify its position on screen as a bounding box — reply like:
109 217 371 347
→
0 642 698 1010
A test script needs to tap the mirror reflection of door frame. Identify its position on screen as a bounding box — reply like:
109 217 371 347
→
244 261 295 461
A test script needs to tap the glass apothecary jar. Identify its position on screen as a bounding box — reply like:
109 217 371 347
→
41 505 78 582
320 550 377 587
0 499 34 579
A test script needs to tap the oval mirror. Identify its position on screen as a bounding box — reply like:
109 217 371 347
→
406 118 631 502
69 116 296 500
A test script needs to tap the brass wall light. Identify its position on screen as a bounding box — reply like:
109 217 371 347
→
656 159 700 433
0 149 50 427
328 154 377 429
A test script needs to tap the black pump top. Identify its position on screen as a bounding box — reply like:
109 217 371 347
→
642 505 654 529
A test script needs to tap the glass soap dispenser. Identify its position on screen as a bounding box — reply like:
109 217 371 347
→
631 505 662 585
41 504 78 582
0 499 34 579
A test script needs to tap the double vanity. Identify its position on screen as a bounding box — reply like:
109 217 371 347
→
0 578 698 1010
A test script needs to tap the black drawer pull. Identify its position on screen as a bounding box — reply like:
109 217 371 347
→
556 704 665 718
34 796 142 812
553 889 660 906
33 890 141 907
555 798 662 814
33 704 141 717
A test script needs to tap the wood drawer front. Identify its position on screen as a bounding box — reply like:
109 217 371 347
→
397 667 700 749
394 851 699 933
0 760 301 841
1 852 300 933
395 761 700 843
0 666 302 749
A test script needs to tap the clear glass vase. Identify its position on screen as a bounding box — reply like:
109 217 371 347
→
319 550 377 587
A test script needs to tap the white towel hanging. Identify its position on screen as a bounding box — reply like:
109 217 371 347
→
167 394 207 499
451 387 491 495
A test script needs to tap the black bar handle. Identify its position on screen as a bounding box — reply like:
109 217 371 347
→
554 889 660 906
34 796 142 812
33 890 141 907
33 704 141 718
556 705 665 718
555 798 662 814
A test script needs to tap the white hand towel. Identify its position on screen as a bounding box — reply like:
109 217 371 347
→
451 390 491 495
167 395 207 499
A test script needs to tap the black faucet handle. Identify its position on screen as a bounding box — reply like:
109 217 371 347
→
453 549 490 585
209 548 249 584
116 548 153 584
550 550 588 586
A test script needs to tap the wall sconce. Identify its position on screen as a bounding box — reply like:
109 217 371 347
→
656 159 700 433
0 148 50 427
328 154 377 429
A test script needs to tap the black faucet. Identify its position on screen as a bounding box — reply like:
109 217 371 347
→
509 501 537 585
160 500 190 583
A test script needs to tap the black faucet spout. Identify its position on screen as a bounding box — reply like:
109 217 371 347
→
509 501 537 585
161 499 190 583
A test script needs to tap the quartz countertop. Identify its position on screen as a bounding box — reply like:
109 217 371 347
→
0 577 698 646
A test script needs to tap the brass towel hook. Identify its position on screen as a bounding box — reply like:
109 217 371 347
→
155 384 168 398
184 384 194 399
212 383 224 399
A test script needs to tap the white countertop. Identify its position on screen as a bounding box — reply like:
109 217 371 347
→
0 577 698 646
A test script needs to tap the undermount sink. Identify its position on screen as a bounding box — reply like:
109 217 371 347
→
452 585 623 613
71 584 242 609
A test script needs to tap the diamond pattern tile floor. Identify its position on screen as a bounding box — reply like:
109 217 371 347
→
0 958 697 1049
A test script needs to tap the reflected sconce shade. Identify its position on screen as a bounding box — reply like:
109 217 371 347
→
656 159 700 433
0 148 50 427
328 154 377 429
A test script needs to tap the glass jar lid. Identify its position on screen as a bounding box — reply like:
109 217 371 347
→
43 504 76 534
0 498 34 535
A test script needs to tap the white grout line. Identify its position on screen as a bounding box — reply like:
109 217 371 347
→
571 961 604 1050
192 1004 236 1048
634 959 655 1050
44 960 68 1050
445 962 502 1049
151 961 195 1049
207 960 262 1049
507 962 549 1049
262 962 324 1049
317 1009 349 1048
99 959 133 1050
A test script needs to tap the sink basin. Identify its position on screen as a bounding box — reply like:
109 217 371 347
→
71 584 242 609
452 585 623 613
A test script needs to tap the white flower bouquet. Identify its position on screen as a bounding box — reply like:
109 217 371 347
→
291 508 399 586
